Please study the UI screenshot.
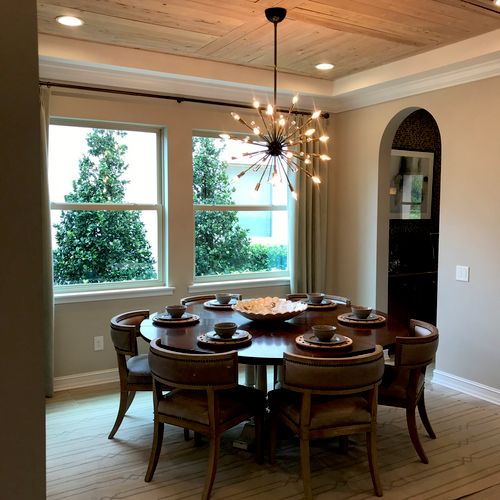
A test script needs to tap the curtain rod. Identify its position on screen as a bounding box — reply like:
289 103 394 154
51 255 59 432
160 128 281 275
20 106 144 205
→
39 81 329 119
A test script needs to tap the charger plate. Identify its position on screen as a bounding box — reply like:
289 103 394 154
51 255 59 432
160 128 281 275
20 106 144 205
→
203 299 238 310
300 298 337 310
153 313 200 326
296 334 353 350
337 312 386 326
197 332 252 347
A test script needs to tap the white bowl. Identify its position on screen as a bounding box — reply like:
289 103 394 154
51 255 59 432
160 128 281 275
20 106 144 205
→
232 297 307 322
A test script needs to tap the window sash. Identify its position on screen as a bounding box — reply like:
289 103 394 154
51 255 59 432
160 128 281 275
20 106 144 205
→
49 120 165 293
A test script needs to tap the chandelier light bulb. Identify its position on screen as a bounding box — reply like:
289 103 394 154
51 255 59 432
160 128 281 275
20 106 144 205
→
225 7 330 197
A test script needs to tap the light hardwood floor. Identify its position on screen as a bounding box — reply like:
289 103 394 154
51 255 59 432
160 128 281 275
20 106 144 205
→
46 381 500 499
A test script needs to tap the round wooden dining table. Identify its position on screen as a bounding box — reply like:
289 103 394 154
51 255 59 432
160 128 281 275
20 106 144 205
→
140 301 408 391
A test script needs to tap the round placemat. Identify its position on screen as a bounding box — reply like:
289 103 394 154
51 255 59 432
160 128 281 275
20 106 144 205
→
337 312 386 326
153 313 200 326
300 299 338 310
296 334 353 350
197 332 252 347
203 299 237 310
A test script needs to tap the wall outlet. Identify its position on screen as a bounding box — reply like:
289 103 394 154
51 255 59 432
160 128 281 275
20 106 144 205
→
456 265 470 282
93 336 104 351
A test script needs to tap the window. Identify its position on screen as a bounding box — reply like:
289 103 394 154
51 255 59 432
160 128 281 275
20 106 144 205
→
49 121 163 292
192 134 289 281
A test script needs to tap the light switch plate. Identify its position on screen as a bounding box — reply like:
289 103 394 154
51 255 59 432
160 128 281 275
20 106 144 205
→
93 336 104 351
456 265 470 282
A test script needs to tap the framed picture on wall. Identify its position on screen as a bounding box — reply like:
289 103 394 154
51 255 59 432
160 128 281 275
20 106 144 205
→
389 149 434 220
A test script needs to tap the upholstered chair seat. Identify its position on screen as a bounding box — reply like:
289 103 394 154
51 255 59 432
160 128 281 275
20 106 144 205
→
269 346 385 499
145 339 266 500
108 310 152 439
378 319 439 464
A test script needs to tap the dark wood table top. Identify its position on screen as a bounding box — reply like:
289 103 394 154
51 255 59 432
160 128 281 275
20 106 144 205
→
140 302 408 365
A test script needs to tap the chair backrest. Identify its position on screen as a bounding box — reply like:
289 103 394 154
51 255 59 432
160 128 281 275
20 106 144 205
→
394 319 439 369
110 310 149 357
180 293 242 305
283 345 384 395
286 293 351 306
149 338 238 391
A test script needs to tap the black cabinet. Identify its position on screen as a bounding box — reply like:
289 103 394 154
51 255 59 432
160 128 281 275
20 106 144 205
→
388 271 437 326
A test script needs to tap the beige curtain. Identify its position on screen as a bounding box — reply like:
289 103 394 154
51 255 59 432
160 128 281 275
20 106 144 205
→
289 115 329 293
40 86 54 397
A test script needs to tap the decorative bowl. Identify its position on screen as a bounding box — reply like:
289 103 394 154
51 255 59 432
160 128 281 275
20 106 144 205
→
232 297 307 322
214 322 238 338
165 304 187 319
311 324 336 341
351 305 372 319
307 292 325 305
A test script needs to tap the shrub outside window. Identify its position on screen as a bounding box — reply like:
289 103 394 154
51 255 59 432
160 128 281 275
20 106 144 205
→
48 121 163 292
193 134 289 281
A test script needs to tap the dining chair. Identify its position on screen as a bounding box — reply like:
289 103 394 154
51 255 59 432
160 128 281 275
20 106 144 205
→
378 319 439 464
269 345 385 499
145 338 266 500
180 293 242 305
286 293 351 306
108 309 152 439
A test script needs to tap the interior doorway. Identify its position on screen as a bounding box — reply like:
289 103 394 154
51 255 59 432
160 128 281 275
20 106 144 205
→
386 109 441 325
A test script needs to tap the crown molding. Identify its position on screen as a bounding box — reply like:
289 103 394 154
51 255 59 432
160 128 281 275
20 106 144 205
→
39 29 500 113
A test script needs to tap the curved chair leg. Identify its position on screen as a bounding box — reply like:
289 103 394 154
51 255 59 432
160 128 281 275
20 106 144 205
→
417 392 436 439
366 431 383 497
203 435 220 500
108 390 130 439
299 437 312 500
145 420 164 482
254 413 264 464
183 428 190 441
269 415 278 464
125 390 136 412
406 406 429 464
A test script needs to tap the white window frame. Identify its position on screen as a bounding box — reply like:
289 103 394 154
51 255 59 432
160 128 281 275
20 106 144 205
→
49 118 166 294
192 131 290 284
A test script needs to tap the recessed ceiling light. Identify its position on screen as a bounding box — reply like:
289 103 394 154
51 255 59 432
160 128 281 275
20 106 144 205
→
315 63 334 71
495 0 500 7
56 15 84 27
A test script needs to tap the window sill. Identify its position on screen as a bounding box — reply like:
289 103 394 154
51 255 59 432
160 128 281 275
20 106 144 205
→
54 286 174 304
188 277 290 293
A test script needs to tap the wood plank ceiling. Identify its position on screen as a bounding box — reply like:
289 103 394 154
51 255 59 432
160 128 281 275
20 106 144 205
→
37 0 500 80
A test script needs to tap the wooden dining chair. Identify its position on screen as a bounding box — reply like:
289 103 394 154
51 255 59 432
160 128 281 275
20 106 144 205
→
180 293 242 305
286 293 351 306
145 338 266 500
378 319 439 464
269 345 385 499
108 309 152 439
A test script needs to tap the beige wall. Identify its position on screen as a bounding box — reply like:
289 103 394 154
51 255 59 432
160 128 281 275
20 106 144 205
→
1 0 46 497
332 76 500 390
50 93 291 377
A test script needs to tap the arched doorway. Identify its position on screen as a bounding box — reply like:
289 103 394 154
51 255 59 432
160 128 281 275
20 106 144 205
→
377 108 441 325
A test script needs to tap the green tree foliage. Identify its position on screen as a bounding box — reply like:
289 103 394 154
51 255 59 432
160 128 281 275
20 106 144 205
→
193 137 288 276
193 137 253 275
53 128 156 285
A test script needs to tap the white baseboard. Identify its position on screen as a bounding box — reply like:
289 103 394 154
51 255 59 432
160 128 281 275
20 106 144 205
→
54 368 119 392
432 369 500 406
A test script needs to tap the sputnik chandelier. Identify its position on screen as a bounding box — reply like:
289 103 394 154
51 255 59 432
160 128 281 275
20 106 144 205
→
220 7 330 200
